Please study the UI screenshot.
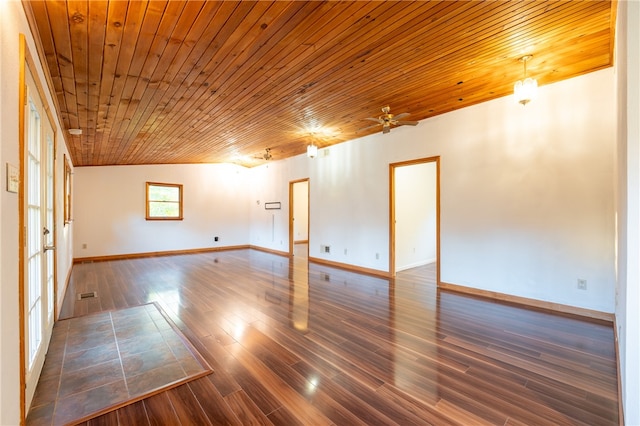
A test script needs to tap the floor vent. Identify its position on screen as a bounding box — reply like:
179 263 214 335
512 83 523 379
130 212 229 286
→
77 291 98 300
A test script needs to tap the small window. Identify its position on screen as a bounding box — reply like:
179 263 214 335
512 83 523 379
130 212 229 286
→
146 182 183 220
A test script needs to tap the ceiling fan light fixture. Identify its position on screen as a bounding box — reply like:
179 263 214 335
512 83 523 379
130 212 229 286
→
307 144 318 158
514 55 537 105
362 106 418 134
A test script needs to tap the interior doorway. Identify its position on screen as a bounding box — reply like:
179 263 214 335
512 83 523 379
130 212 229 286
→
389 157 440 280
289 179 309 257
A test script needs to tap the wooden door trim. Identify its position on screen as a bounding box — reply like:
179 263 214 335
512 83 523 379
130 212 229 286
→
389 156 440 284
18 32 27 425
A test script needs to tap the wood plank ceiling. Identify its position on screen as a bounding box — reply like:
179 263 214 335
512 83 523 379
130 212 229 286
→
23 1 615 167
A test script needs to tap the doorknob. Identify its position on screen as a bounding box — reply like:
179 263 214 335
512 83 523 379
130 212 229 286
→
44 245 56 251
43 227 50 235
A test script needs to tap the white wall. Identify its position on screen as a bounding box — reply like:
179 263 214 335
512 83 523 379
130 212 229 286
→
249 161 301 252
73 163 250 257
615 0 640 424
395 162 437 271
307 139 393 269
436 71 615 313
293 180 309 242
0 1 74 423
0 3 21 422
249 69 617 313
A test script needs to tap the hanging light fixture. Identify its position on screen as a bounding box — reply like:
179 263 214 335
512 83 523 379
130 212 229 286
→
307 143 318 158
514 55 537 106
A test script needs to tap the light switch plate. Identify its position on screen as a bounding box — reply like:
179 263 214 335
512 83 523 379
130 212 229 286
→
6 163 18 193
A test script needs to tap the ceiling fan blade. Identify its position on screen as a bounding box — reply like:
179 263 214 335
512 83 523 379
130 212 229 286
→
358 123 383 131
364 117 383 123
393 112 410 120
396 120 419 126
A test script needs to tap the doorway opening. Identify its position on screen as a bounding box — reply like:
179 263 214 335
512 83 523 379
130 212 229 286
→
389 157 440 281
289 179 309 258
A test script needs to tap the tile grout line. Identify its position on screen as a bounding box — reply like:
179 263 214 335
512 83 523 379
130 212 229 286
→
50 323 70 426
111 311 131 398
156 310 190 377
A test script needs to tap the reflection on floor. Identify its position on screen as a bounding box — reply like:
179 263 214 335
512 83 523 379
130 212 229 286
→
293 242 308 258
26 303 212 425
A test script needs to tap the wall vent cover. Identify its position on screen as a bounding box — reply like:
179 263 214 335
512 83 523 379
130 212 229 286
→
77 291 98 300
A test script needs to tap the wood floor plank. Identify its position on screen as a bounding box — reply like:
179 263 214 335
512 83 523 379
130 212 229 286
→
52 248 619 425
187 377 242 426
85 411 119 426
114 400 149 425
224 390 272 426
375 384 458 426
165 383 213 425
197 335 244 397
226 341 333 425
142 392 179 426
265 406 306 426
223 352 285 417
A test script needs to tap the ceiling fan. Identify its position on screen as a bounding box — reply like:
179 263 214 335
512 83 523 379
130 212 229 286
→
363 106 419 134
255 148 273 161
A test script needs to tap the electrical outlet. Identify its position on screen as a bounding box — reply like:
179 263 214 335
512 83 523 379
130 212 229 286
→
577 279 587 290
375 253 380 260
82 243 87 249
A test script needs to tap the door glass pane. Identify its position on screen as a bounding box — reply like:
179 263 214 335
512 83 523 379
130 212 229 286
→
45 130 54 321
26 98 42 367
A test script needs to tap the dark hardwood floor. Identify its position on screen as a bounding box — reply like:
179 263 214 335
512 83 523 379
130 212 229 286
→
54 247 619 425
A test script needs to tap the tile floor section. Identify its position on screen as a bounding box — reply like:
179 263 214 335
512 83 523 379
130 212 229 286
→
26 303 212 425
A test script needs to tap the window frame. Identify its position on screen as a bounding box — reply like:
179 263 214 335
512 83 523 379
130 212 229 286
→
145 181 183 221
64 154 72 224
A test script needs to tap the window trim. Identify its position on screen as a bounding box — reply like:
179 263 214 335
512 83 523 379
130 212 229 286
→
145 181 183 220
64 154 72 224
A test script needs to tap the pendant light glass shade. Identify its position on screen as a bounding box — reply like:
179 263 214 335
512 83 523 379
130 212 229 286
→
514 77 537 105
307 144 318 158
514 55 537 105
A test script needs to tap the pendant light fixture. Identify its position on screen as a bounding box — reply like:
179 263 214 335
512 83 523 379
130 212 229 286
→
514 55 537 106
307 143 318 158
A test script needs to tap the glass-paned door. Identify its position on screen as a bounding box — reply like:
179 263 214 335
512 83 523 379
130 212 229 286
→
24 66 55 410
45 131 55 320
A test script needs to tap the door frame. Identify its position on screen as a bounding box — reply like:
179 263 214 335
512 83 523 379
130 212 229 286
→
389 156 440 281
288 178 310 256
18 33 59 421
